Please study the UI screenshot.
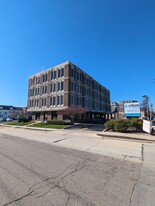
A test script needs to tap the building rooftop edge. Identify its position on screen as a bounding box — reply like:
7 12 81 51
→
29 61 71 78
28 61 110 92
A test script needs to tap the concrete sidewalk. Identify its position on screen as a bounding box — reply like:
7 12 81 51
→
131 144 155 206
2 124 155 142
97 131 155 143
0 126 143 163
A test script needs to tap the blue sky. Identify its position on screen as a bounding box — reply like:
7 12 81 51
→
0 0 155 107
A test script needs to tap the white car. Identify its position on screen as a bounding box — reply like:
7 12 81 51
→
6 118 13 122
152 121 155 130
64 119 72 124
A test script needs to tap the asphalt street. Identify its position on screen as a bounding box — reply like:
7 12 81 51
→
0 132 141 206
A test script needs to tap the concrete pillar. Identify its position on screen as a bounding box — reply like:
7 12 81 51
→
57 115 63 120
32 114 36 121
40 113 44 122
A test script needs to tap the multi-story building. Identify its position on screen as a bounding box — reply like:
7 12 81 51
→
27 61 111 122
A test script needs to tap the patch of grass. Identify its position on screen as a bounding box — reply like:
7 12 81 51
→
30 123 66 129
7 122 31 126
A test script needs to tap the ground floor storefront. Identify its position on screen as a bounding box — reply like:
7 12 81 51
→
31 111 111 122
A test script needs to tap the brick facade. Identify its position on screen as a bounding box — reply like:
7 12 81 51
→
27 61 111 122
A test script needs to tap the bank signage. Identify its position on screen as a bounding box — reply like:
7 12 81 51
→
124 102 140 117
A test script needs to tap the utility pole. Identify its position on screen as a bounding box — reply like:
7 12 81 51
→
150 103 153 121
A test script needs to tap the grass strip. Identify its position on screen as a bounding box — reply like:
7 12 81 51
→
29 123 66 129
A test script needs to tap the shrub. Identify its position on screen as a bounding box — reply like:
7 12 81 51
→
105 118 143 133
105 119 117 131
18 117 28 123
129 118 142 131
46 120 65 125
114 119 129 132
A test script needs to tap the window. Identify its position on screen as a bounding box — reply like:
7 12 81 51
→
74 70 76 79
53 96 56 106
42 98 46 107
50 96 59 106
74 83 76 92
77 97 79 105
58 82 60 91
35 99 37 107
35 88 37 96
43 74 48 82
77 72 79 80
71 95 74 105
54 71 56 79
32 78 35 85
51 71 53 80
45 85 47 94
50 84 53 93
38 87 40 95
58 70 61 78
80 73 82 82
32 99 34 107
37 99 39 107
61 68 64 77
71 69 73 77
57 96 60 105
30 88 34 97
45 73 48 82
53 83 56 92
61 82 64 91
61 95 64 105
42 86 44 94
50 96 52 106
36 77 40 84
71 82 74 91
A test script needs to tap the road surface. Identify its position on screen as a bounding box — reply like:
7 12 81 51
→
0 129 141 206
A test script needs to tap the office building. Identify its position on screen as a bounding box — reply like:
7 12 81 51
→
27 61 111 121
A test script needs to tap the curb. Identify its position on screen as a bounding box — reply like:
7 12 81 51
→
0 124 55 131
97 133 155 143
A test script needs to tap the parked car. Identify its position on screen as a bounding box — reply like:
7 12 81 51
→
64 119 72 124
152 120 155 131
6 118 13 122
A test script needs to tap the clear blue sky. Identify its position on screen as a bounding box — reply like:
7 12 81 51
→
0 0 155 107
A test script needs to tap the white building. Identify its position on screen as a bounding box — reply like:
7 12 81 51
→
0 105 22 120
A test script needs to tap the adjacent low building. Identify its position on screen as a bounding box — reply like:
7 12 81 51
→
27 61 111 121
0 105 23 120
111 100 145 119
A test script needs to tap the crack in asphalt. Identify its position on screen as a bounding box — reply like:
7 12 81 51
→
3 190 34 206
2 157 90 206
